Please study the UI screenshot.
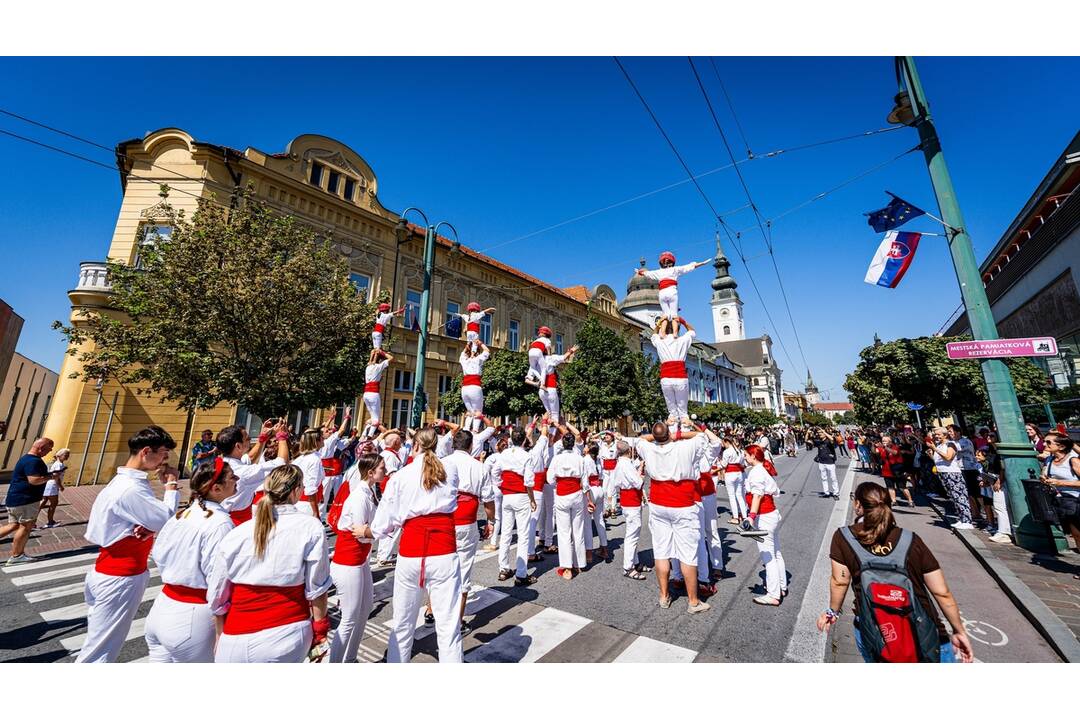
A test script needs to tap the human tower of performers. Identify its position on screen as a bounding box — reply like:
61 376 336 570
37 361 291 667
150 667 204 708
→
75 253 786 664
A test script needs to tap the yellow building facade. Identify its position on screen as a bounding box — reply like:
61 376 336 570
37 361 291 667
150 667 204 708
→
44 129 635 480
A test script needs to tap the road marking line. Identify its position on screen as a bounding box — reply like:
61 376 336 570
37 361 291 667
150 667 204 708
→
12 563 102 586
613 636 698 663
464 606 591 663
381 583 508 644
2 552 98 573
783 460 856 663
61 616 147 652
26 569 161 603
40 585 161 623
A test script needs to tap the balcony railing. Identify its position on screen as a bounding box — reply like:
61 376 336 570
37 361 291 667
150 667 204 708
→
75 261 111 292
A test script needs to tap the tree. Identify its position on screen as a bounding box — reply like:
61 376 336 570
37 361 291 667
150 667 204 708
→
561 316 640 424
844 335 1051 426
801 410 832 427
54 187 379 420
438 348 543 420
628 354 667 426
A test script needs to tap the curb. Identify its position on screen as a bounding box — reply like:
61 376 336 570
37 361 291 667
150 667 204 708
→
925 498 1080 663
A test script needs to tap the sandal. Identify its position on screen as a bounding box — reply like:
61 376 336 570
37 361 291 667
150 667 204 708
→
497 569 514 581
544 545 559 554
623 569 646 580
635 563 652 573
753 596 781 606
527 553 543 563
728 518 741 525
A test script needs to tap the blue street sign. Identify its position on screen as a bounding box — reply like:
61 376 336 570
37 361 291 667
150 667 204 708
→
906 402 924 410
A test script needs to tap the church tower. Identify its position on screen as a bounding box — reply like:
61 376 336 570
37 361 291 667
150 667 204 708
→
805 369 821 407
710 231 744 342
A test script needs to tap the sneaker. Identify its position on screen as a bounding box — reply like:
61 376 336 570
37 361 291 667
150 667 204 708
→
460 620 474 636
687 600 711 615
989 533 1013 544
658 595 673 609
44 522 59 529
951 522 975 530
5 554 34 566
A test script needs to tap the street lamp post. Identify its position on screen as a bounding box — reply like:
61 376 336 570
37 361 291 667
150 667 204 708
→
393 210 459 430
890 56 1063 553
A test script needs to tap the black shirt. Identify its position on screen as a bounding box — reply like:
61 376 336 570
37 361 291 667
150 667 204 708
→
5 454 49 506
814 439 837 465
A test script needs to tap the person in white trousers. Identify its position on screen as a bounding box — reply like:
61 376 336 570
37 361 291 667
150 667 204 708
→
145 457 235 662
362 349 393 432
492 426 539 586
524 327 552 387
697 453 725 582
538 346 577 424
525 422 553 561
375 430 405 566
482 437 507 551
611 442 647 580
318 408 350 518
209 464 332 662
635 251 711 320
742 444 787 606
458 302 496 348
459 341 491 428
293 428 328 517
652 317 696 425
442 430 496 631
328 453 383 663
368 428 463 663
720 436 748 524
596 431 620 518
371 302 403 350
547 433 592 580
581 444 609 561
813 428 839 498
76 426 180 663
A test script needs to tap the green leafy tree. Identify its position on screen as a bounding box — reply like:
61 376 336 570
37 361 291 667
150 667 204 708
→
561 316 640 424
438 348 543 421
54 186 379 421
628 353 666 425
801 410 832 427
844 335 1051 425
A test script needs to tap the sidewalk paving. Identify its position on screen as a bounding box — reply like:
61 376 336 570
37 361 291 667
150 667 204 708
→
1 478 190 558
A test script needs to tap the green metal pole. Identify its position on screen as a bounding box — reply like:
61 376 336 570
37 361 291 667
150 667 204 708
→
409 224 436 429
900 57 1064 553
1043 403 1056 428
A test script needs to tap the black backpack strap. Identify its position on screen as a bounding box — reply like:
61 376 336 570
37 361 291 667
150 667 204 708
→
840 526 913 575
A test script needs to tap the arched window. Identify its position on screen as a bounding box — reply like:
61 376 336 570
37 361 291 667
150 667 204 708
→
723 325 731 336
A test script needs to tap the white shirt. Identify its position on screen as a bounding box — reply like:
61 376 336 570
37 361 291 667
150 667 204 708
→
546 450 588 491
152 500 233 589
435 430 454 458
651 330 695 366
380 447 403 475
374 311 394 330
320 431 343 459
745 464 779 497
84 467 180 548
459 311 486 329
208 504 331 615
583 454 601 479
370 456 460 540
631 434 714 482
721 447 743 472
545 354 569 375
641 262 701 286
365 359 390 386
597 441 617 461
483 453 501 491
459 348 490 375
528 434 551 473
443 450 494 502
337 481 377 540
611 456 644 492
46 459 65 494
933 441 962 473
1047 450 1079 497
292 452 325 500
471 426 496 458
221 454 285 512
755 436 770 449
491 446 536 489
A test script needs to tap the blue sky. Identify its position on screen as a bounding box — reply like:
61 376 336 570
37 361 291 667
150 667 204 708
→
2 56 1078 400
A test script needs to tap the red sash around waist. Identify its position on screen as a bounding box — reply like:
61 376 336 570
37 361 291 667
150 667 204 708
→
724 464 743 473
332 530 372 566
602 458 617 471
588 474 602 487
399 513 456 558
620 488 643 507
660 361 687 379
163 583 208 604
462 374 482 387
544 372 558 389
222 584 309 635
467 322 480 333
746 493 777 514
374 323 386 334
322 457 343 476
299 486 324 503
659 278 678 290
501 470 526 494
649 479 697 508
529 341 548 353
95 533 155 576
454 492 480 526
555 477 583 496
697 472 716 497
364 381 380 394
533 470 547 490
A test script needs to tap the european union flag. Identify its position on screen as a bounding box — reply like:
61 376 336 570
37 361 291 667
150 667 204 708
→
866 192 925 232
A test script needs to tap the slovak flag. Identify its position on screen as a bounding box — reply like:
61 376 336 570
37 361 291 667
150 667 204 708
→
864 231 921 288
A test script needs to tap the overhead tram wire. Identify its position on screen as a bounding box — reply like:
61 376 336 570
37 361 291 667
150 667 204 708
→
612 56 802 378
708 57 754 159
688 56 810 377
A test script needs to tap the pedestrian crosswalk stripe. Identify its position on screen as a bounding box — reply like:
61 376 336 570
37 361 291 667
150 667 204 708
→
464 607 592 663
41 584 162 624
25 568 162 603
613 635 699 663
380 583 509 646
2 551 98 574
61 616 147 653
12 562 103 586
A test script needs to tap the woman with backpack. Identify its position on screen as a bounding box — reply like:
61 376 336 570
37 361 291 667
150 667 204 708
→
1041 432 1080 548
817 482 974 663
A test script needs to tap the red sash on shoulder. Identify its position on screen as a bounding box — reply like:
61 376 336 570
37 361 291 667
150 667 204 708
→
222 584 309 635
95 534 155 576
